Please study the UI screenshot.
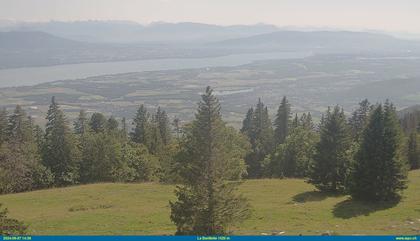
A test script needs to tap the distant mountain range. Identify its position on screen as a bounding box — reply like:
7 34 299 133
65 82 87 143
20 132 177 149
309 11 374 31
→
1 21 420 69
0 31 238 69
210 31 420 53
0 21 280 43
0 31 86 49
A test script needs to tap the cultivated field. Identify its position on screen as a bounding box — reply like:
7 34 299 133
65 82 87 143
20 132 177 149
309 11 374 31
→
2 54 420 128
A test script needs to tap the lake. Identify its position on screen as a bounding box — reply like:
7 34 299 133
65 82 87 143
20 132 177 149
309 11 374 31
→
0 51 311 88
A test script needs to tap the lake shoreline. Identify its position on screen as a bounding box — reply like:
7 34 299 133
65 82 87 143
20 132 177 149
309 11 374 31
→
0 51 311 88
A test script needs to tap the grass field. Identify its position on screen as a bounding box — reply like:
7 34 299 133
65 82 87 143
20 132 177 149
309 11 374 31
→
0 170 419 235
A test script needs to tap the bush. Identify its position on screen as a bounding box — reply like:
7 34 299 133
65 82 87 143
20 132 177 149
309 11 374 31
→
30 163 55 189
0 144 54 194
0 204 27 235
120 143 160 182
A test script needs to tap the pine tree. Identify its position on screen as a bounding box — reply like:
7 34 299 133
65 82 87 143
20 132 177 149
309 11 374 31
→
89 112 107 133
308 106 352 192
74 110 88 135
173 117 181 141
349 103 408 201
291 113 299 129
274 96 291 145
42 97 79 185
170 87 250 235
0 106 51 193
131 105 150 145
0 106 52 194
300 112 314 130
242 99 274 178
0 108 7 145
240 108 254 138
349 99 372 139
417 118 420 133
400 110 420 134
119 117 128 141
408 131 419 170
7 105 33 144
155 107 171 145
106 116 119 132
33 124 45 153
148 120 163 155
74 110 89 178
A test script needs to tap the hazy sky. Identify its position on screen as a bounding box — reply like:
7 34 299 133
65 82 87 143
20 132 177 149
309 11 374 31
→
1 0 420 33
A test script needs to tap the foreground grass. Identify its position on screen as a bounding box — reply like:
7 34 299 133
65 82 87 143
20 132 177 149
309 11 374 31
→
0 170 419 235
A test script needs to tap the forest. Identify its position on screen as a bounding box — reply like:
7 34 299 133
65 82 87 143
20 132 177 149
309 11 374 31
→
0 86 418 235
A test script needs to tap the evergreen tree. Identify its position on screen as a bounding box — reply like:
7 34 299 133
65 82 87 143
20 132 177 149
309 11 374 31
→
274 96 291 145
173 117 181 141
33 124 45 152
42 97 79 185
0 108 7 145
74 110 89 176
7 105 33 144
155 107 171 145
349 99 372 139
131 105 150 144
240 108 254 137
308 106 352 192
74 110 88 135
170 87 250 235
349 103 408 201
121 117 128 139
291 113 299 129
300 112 314 130
0 105 53 194
417 118 420 133
400 110 420 134
106 116 119 132
89 112 107 133
241 99 274 178
148 121 163 155
408 131 419 170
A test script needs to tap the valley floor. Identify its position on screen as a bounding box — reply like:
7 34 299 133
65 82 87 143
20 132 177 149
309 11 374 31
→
0 170 419 235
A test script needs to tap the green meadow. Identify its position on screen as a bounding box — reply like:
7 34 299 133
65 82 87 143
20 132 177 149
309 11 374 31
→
1 170 419 235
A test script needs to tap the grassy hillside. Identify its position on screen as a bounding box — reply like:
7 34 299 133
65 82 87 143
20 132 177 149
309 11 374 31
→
0 170 419 235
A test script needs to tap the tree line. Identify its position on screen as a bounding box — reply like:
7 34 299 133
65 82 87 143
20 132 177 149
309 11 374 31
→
241 97 413 201
0 87 418 235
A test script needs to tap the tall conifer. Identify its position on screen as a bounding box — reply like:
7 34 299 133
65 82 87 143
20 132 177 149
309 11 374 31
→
74 110 88 135
155 107 171 145
0 109 7 145
241 99 274 178
42 97 79 185
131 105 150 144
274 96 291 145
170 87 250 235
408 131 419 170
308 106 352 192
349 103 408 201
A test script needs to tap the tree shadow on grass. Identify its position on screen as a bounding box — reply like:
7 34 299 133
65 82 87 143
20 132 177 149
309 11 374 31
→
292 190 341 203
333 197 400 219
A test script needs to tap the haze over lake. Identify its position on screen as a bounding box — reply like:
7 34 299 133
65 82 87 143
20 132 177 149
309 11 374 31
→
0 51 310 88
